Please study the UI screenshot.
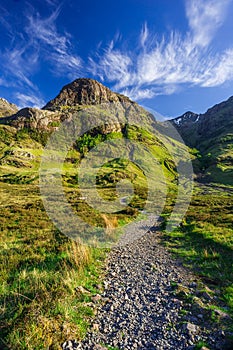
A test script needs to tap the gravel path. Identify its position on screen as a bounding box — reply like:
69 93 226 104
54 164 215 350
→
62 230 230 350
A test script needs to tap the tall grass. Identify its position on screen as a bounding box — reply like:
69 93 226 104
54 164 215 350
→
161 186 233 321
0 183 106 350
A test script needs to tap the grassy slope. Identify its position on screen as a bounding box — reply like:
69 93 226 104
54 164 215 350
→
175 101 233 186
1 121 233 348
161 184 233 340
0 181 107 350
197 133 233 186
0 125 107 349
0 122 178 349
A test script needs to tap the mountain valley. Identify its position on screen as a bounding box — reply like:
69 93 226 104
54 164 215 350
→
0 79 232 350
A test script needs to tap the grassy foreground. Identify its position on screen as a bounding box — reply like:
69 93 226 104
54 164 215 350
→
0 182 106 350
161 184 233 326
1 180 233 349
0 123 178 349
1 123 233 348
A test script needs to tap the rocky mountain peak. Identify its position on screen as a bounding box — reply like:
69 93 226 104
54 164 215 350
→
0 98 18 117
172 111 199 127
0 79 155 132
43 78 131 111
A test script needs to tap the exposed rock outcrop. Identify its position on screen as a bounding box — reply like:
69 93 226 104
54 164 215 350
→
43 78 131 110
0 107 61 130
0 78 156 133
0 98 18 117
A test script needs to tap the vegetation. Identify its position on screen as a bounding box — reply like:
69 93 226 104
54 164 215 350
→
0 182 107 350
0 121 177 348
161 184 233 324
1 113 233 349
0 125 106 349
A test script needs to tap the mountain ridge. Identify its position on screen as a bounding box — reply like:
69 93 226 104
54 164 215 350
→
171 95 233 147
43 78 132 110
0 78 156 132
170 95 233 185
0 97 18 117
0 79 232 186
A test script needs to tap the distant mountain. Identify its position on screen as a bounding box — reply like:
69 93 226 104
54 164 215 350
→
171 96 233 185
0 98 18 117
172 111 199 128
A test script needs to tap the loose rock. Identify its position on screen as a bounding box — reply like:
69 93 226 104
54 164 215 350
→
62 231 228 349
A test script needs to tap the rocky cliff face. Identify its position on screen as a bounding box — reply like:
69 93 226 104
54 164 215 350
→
171 96 233 148
196 96 233 143
171 96 233 185
0 98 18 117
0 78 155 133
43 78 131 110
2 107 62 130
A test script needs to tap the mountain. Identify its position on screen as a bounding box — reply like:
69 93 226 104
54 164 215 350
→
43 78 131 110
0 78 156 132
0 98 18 117
0 79 182 195
1 78 232 187
171 96 233 185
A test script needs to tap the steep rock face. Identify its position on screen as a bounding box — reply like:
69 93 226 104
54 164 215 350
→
0 98 18 117
0 79 156 133
171 96 233 147
171 96 233 185
43 78 131 110
196 97 233 143
172 111 199 128
0 107 61 130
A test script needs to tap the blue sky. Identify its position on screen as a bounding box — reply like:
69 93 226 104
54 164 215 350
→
0 0 233 118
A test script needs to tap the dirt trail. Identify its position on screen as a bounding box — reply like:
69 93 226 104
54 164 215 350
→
63 231 229 350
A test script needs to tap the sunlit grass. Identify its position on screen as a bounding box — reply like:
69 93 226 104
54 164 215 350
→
161 187 233 320
0 182 106 349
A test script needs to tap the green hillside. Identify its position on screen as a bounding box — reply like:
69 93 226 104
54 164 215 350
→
171 97 233 186
1 80 232 349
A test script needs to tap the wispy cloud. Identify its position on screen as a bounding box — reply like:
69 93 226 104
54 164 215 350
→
15 93 45 109
201 49 233 87
0 4 82 105
89 0 233 100
1 46 39 89
26 8 82 77
186 0 231 47
89 42 133 89
1 0 232 107
0 77 10 87
140 23 149 47
45 0 59 6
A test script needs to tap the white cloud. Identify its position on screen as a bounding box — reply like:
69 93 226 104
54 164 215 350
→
15 93 45 109
45 0 59 6
186 0 231 47
26 9 82 76
89 43 133 89
201 49 233 87
140 23 149 47
2 46 39 89
0 6 82 93
0 77 10 87
125 88 156 100
1 0 233 105
89 0 233 100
